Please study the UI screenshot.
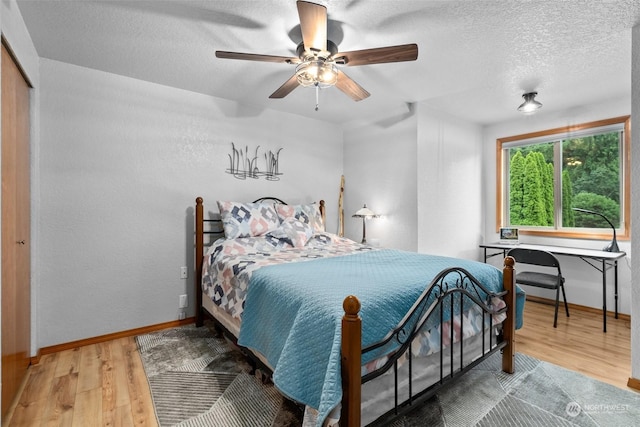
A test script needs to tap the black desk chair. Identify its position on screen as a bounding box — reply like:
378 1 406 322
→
507 248 569 328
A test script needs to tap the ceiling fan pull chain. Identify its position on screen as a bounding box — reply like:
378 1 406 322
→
315 83 320 111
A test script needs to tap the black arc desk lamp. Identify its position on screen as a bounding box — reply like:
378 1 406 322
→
572 208 619 252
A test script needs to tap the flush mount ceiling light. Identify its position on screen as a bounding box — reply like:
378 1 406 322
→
517 92 543 113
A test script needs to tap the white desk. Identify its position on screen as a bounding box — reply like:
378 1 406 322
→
479 242 626 332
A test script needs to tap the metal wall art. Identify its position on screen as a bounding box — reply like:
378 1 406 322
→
226 142 283 181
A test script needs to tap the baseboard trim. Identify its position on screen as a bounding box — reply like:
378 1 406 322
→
32 317 195 364
29 298 633 364
628 377 640 391
525 295 631 322
30 349 42 365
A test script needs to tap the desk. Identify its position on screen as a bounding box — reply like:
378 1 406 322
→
480 242 626 332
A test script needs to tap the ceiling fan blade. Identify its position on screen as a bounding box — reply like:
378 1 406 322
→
297 0 327 53
269 74 300 99
335 70 370 102
335 43 418 66
216 50 300 64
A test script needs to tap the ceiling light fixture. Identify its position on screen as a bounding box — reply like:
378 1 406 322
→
295 57 338 111
295 59 338 88
517 91 543 113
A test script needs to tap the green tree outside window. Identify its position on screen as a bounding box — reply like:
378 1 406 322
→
503 120 625 236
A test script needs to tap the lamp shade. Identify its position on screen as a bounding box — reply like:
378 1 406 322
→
352 204 378 244
352 204 378 218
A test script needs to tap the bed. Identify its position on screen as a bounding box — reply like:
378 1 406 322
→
194 196 524 426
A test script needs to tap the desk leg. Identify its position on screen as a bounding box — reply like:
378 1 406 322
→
602 259 607 333
614 261 619 319
484 248 488 263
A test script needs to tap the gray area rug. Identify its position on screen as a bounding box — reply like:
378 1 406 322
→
136 323 640 426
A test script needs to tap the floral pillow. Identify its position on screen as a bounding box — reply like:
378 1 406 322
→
267 218 314 248
217 201 280 239
275 203 324 233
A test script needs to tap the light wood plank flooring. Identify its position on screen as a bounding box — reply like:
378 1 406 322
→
3 301 635 426
3 337 158 427
516 299 632 390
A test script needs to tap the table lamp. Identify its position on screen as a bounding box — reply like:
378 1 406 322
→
352 204 379 244
572 207 619 252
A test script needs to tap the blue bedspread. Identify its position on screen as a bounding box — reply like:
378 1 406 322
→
237 249 524 425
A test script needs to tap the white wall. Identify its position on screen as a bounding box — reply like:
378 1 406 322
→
343 108 417 250
482 97 633 315
630 23 639 383
36 59 343 348
417 105 484 259
342 103 484 260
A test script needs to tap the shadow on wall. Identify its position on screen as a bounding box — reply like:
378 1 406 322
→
372 102 415 128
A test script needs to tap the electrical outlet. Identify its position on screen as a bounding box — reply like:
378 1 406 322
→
179 294 188 308
178 311 186 320
180 266 188 279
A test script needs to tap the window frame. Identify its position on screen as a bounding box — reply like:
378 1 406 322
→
496 115 630 240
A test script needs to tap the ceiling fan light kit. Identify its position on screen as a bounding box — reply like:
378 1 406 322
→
295 60 338 87
215 0 418 108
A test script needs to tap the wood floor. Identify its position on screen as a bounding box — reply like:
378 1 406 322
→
3 300 635 426
3 336 158 427
516 299 632 390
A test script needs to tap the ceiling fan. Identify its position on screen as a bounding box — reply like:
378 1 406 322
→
215 0 418 107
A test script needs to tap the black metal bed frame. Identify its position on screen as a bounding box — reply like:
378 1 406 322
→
195 201 510 425
362 267 508 425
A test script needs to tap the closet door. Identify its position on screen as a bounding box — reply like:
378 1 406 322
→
1 42 31 418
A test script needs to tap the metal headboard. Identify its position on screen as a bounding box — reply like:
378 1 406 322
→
201 198 288 243
194 196 326 326
252 196 286 205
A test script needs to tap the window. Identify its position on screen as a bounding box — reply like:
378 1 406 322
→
496 116 630 240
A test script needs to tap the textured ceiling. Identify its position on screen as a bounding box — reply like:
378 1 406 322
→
15 0 640 126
